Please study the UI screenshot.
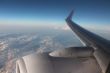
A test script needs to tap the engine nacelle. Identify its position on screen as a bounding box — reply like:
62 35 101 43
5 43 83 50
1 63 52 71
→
49 47 94 58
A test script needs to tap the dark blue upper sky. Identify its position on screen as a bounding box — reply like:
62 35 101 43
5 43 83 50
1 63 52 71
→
0 0 110 27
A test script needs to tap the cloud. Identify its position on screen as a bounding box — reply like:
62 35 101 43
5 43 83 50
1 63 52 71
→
0 41 8 51
54 25 70 31
61 25 70 30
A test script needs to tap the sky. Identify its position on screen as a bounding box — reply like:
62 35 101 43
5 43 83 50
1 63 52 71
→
0 0 110 31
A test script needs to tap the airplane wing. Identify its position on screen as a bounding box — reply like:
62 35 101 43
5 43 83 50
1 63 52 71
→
66 10 110 53
16 11 110 73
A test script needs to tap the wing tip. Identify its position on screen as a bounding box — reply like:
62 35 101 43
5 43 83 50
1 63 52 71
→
66 10 74 20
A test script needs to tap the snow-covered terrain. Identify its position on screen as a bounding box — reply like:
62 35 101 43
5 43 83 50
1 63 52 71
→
0 29 82 73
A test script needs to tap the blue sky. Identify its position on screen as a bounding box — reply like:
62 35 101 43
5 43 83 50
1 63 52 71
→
0 0 110 28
